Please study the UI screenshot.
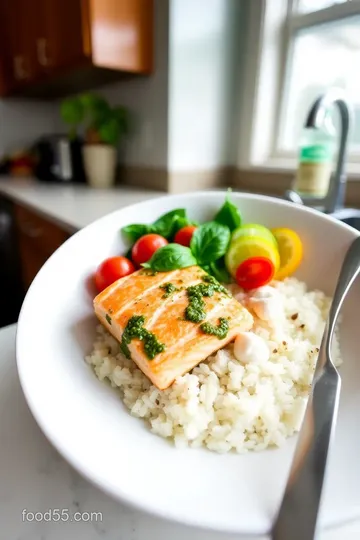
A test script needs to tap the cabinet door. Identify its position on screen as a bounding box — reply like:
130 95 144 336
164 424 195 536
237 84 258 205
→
17 238 47 290
89 0 154 73
0 5 14 95
14 204 69 290
38 0 89 73
0 0 41 88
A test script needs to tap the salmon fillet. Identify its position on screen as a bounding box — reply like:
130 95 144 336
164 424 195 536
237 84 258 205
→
93 266 253 390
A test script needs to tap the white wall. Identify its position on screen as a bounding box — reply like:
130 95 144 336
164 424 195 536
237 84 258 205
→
0 99 57 155
168 0 245 172
226 0 250 166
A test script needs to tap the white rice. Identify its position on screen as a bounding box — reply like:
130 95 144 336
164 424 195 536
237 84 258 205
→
86 277 342 453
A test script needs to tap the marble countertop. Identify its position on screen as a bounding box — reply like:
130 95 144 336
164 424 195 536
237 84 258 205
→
0 177 163 232
1 324 359 540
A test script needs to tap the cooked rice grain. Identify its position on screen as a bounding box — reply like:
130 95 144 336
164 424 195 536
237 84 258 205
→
86 277 341 453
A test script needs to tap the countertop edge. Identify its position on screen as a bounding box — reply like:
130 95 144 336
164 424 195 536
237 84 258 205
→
1 190 79 233
0 178 164 233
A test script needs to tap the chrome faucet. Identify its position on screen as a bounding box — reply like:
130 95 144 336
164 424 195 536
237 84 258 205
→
285 88 353 214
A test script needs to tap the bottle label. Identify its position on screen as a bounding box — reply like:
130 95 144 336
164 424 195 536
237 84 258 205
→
294 162 332 197
300 144 333 163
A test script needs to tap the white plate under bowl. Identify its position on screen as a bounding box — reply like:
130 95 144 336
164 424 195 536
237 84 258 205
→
16 192 360 536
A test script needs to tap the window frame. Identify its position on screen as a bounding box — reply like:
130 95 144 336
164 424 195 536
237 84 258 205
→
237 0 360 175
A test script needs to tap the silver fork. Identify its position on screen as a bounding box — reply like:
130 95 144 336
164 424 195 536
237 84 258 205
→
272 235 360 540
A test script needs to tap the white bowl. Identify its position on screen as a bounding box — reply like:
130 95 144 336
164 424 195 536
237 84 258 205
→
16 192 360 536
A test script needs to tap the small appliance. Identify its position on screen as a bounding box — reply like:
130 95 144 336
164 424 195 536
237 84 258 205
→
32 134 86 183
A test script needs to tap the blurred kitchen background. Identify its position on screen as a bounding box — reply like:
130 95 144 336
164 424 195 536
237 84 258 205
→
1 0 360 326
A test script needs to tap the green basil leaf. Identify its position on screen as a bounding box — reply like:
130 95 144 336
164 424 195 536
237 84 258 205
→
190 222 230 265
152 209 186 238
142 244 197 271
214 195 241 232
208 258 232 284
121 224 150 243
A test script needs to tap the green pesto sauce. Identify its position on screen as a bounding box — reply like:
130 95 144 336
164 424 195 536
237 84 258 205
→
201 274 229 295
185 293 206 323
200 317 229 339
159 282 179 298
120 315 165 360
184 274 230 323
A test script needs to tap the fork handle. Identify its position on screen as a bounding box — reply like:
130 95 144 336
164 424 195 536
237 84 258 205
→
272 365 341 540
272 235 360 540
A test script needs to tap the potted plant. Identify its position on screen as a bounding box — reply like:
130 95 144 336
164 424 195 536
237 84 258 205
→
60 93 129 188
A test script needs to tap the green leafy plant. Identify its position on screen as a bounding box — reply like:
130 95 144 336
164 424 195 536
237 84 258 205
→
60 92 129 146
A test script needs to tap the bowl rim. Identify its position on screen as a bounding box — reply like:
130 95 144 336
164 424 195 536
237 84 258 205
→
15 191 360 533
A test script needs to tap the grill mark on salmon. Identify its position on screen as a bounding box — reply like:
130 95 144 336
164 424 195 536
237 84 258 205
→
100 269 181 318
94 266 253 389
124 278 200 330
143 294 234 367
135 296 236 372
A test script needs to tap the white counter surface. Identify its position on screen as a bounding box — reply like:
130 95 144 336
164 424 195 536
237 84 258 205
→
0 177 163 232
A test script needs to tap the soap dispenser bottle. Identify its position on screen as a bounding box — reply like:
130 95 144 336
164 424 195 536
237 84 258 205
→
293 110 336 199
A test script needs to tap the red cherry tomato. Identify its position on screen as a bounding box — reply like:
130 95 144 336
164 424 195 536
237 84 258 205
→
95 256 135 292
131 234 168 265
235 256 275 291
174 225 197 247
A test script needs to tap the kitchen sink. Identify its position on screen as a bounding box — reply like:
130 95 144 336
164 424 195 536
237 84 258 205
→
330 208 360 232
338 216 360 230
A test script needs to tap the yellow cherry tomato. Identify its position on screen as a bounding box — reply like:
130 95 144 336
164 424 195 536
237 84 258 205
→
271 227 303 280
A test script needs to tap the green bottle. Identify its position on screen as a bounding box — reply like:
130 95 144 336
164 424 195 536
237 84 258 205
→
293 112 336 198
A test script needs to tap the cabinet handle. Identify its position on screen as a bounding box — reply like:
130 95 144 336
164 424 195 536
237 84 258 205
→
37 38 51 67
13 56 28 80
18 222 43 239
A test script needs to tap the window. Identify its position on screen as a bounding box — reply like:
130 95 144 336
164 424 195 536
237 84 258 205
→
238 0 360 173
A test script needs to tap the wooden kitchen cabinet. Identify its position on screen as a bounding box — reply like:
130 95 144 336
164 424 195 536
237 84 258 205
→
14 204 70 290
0 11 12 95
39 0 89 73
0 0 154 97
0 0 43 92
